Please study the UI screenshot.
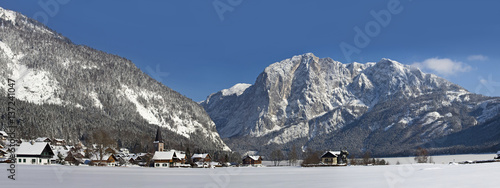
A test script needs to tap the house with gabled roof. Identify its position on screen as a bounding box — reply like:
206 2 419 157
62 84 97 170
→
320 150 349 165
152 151 175 168
192 153 211 163
321 151 340 165
64 152 85 165
35 137 52 143
192 153 211 167
17 141 54 165
90 153 118 166
152 150 186 167
242 155 262 166
52 138 66 146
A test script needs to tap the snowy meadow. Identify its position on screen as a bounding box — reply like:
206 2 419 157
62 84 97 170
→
2 161 499 188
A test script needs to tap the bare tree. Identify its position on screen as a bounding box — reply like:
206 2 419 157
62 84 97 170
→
288 145 298 166
91 128 115 166
349 154 356 165
414 147 428 163
363 151 371 165
270 149 284 166
301 149 320 166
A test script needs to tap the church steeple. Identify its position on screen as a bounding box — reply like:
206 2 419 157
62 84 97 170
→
153 127 164 152
155 126 163 142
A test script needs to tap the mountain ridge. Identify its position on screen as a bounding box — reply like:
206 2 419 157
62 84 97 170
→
202 53 500 156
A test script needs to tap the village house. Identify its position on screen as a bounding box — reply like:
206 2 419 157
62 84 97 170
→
321 151 340 165
64 152 85 165
134 153 151 166
192 153 211 163
152 150 187 167
242 155 262 166
90 153 118 166
320 150 349 165
17 141 54 165
52 138 66 146
35 137 52 143
192 153 211 167
152 151 174 167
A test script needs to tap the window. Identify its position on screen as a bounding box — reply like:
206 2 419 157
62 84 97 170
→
32 159 36 164
162 163 167 167
155 164 159 167
39 159 42 163
18 159 21 163
23 159 26 163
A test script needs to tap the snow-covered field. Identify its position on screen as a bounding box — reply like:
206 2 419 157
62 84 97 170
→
382 153 497 165
2 162 499 188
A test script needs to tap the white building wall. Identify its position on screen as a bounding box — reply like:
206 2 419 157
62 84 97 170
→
17 157 51 165
154 162 169 168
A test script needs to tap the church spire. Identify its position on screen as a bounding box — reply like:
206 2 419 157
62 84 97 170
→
155 126 163 143
154 126 165 152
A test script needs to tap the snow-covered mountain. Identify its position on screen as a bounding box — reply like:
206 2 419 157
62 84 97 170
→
201 53 500 156
0 7 229 152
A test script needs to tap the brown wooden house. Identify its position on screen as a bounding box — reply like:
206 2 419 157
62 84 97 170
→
242 155 262 166
52 138 66 146
64 152 84 165
192 153 211 163
90 153 118 166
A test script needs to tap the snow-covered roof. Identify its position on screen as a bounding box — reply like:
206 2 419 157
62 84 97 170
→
176 153 186 159
54 138 65 142
90 153 114 161
17 142 52 155
0 131 8 137
153 151 175 160
321 151 341 158
496 151 500 155
247 155 261 161
35 137 51 142
192 153 209 159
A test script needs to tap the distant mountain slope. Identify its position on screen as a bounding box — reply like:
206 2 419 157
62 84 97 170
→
0 7 229 152
201 53 500 156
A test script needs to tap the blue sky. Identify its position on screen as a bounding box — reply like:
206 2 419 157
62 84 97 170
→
2 0 500 101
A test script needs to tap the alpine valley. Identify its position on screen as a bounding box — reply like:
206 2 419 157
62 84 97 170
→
201 53 500 157
0 7 229 153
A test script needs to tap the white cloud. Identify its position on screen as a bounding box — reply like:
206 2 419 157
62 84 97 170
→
411 58 472 76
467 55 488 61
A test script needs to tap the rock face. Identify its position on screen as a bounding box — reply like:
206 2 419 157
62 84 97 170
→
0 7 229 152
202 53 500 156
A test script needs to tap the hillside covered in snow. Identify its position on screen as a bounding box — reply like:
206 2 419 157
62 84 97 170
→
0 7 229 152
